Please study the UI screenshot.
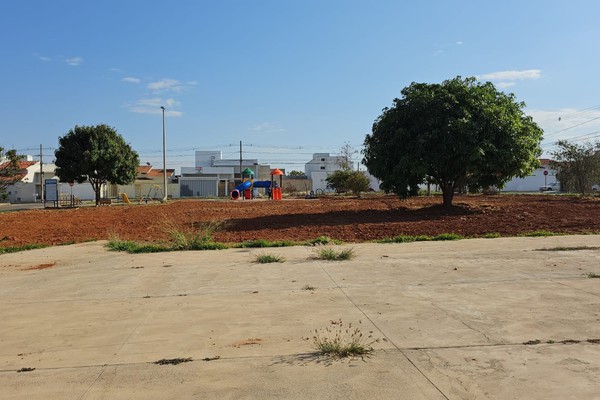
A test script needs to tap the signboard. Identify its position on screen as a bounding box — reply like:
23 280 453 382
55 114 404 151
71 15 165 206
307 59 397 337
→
45 179 58 202
543 170 548 176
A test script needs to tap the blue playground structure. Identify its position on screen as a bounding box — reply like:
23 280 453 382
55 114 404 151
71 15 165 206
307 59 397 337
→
230 168 284 200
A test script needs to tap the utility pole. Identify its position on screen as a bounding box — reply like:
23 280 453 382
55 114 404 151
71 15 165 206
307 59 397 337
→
161 106 167 202
239 140 242 182
40 144 44 203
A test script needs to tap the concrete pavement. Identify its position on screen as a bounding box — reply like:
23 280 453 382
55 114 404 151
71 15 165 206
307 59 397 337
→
1 236 599 399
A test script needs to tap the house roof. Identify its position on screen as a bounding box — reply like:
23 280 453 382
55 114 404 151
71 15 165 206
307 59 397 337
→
539 158 552 166
136 165 175 180
0 160 37 182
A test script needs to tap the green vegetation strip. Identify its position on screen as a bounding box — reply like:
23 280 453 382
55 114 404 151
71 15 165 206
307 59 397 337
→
535 246 600 252
0 244 48 254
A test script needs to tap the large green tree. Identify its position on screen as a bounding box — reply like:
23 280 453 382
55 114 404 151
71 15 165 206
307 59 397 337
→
0 147 25 196
55 125 139 205
550 140 600 195
363 77 543 208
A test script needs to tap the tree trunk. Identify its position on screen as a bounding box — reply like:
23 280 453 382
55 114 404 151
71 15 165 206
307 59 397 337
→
95 184 101 206
440 184 454 208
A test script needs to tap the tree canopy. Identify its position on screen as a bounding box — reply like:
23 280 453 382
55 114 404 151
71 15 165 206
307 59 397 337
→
550 140 600 195
54 125 139 204
0 147 25 196
287 170 305 176
362 76 543 207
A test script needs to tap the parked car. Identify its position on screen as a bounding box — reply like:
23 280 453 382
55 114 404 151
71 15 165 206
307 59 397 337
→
593 184 600 191
539 182 560 192
540 182 560 192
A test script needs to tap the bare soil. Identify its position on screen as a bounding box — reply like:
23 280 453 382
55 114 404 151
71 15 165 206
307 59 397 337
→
1 194 600 248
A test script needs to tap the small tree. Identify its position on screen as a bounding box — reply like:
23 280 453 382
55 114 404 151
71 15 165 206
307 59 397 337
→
287 170 305 177
0 147 25 195
326 169 352 193
550 140 600 195
346 171 371 197
326 170 370 196
337 142 357 170
363 76 543 208
55 125 139 205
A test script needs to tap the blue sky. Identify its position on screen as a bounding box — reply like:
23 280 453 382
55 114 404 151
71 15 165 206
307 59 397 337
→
2 0 600 172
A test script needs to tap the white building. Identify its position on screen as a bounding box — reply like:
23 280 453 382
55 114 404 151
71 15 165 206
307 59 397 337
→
179 151 262 197
304 153 380 192
4 160 99 203
502 159 558 192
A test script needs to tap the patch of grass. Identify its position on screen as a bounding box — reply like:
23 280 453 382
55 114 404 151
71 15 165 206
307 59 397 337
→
302 284 316 291
306 236 342 246
313 247 355 261
312 319 375 358
237 239 298 248
107 221 228 253
0 244 48 254
106 239 171 253
523 339 541 345
376 235 430 244
431 233 464 241
254 253 286 263
376 233 463 243
536 246 600 252
521 230 560 237
166 219 225 250
482 232 501 239
587 273 600 279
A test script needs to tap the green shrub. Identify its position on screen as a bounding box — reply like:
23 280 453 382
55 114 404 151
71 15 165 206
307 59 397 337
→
306 236 342 246
254 253 286 263
313 247 355 261
312 319 375 358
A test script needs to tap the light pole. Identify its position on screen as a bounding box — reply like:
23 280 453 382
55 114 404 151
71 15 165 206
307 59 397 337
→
161 106 168 202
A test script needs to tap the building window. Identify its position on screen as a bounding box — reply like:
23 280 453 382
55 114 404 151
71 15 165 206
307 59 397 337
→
321 158 325 161
320 166 325 170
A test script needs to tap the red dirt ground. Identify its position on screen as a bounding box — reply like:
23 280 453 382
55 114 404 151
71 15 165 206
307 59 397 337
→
1 194 600 248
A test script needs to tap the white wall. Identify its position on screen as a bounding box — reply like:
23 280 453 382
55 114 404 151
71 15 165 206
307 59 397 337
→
503 167 557 192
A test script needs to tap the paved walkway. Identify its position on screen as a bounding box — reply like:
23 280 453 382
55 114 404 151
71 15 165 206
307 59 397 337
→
1 236 599 399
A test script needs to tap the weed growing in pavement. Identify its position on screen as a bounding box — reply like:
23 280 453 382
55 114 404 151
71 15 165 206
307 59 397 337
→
254 253 286 263
312 319 376 358
536 246 600 251
306 236 342 246
587 273 600 279
302 284 316 291
313 247 355 261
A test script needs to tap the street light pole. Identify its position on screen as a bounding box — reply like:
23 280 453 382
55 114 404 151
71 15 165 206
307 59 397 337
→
161 106 168 202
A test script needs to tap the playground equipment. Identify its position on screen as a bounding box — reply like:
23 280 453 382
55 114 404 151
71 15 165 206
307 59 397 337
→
140 185 163 203
120 193 132 204
230 167 284 200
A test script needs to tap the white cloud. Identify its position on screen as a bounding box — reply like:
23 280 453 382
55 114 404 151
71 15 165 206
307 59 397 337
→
495 82 516 89
456 41 464 45
252 122 285 133
122 77 141 84
478 69 541 81
66 57 84 66
147 79 184 92
127 97 182 117
109 67 121 72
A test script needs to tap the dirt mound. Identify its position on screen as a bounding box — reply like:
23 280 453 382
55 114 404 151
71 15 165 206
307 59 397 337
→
1 195 600 248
